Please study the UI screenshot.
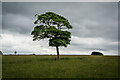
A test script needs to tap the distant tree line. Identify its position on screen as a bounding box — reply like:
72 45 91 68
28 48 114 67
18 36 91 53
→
91 51 103 55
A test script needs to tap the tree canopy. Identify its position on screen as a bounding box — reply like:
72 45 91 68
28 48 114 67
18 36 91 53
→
31 12 72 60
91 51 103 55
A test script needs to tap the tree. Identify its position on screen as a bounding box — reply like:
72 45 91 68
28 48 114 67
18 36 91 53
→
14 51 17 55
91 51 103 55
0 51 3 55
31 12 72 60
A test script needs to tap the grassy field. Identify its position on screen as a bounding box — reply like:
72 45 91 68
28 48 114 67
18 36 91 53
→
2 55 119 78
0 55 2 79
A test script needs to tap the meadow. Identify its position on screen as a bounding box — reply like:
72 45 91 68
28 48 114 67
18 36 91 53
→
0 55 2 79
2 55 119 78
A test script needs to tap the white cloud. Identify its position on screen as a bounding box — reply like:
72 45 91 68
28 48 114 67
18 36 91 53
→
72 35 105 45
70 35 118 55
1 33 118 55
2 33 55 54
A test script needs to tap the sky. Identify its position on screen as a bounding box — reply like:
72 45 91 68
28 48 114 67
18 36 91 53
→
1 0 120 2
1 2 119 55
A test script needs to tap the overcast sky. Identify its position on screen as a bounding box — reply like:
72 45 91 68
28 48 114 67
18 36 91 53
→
1 0 120 2
1 2 118 55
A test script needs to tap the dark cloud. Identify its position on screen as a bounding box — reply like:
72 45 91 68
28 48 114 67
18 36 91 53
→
3 2 118 39
2 2 118 55
2 13 34 34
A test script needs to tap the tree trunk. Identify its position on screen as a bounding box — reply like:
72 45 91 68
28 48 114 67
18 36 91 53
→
56 46 59 60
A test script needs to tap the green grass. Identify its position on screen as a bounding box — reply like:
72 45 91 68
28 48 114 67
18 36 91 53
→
2 55 119 78
0 55 2 79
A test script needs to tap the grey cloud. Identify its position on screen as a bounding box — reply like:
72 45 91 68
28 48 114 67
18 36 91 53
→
3 2 118 40
2 0 120 2
2 2 118 55
3 13 34 34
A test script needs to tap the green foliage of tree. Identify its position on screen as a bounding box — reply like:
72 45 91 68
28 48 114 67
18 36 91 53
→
31 12 72 60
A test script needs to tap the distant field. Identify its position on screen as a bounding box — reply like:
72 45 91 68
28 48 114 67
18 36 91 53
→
2 55 119 78
0 55 2 79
